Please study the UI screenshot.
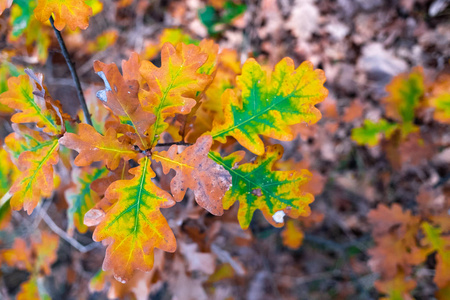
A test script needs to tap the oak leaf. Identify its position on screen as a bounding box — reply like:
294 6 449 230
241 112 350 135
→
351 119 397 147
88 157 176 282
34 0 93 30
65 167 109 234
383 66 424 136
418 223 450 288
152 135 231 215
209 144 314 229
0 74 60 135
94 53 155 149
59 123 137 170
10 139 59 214
210 57 328 155
139 42 211 147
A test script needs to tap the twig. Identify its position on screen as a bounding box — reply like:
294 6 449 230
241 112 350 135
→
49 16 92 126
154 141 193 147
41 210 99 253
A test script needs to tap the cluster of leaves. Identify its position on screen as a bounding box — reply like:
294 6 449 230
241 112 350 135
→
350 66 450 299
368 187 450 299
352 67 450 147
0 0 328 292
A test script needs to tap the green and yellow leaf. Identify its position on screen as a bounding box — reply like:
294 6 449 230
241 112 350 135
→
139 42 212 148
89 157 176 282
152 135 231 215
209 144 314 229
421 223 450 288
65 167 109 233
351 119 398 146
384 66 424 136
10 139 59 214
0 74 60 135
59 123 137 170
210 57 328 155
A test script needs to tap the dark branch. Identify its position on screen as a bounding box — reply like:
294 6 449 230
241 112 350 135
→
49 16 93 126
154 141 193 147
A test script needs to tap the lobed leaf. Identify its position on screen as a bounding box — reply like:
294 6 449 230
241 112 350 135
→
94 53 155 149
210 57 328 155
65 167 109 233
34 0 93 31
139 42 212 147
421 223 450 288
351 119 398 146
88 157 176 282
383 66 424 135
209 144 314 229
152 135 231 215
59 123 137 170
0 74 60 135
10 139 59 214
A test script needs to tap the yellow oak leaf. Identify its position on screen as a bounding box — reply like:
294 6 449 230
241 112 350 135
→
59 123 137 170
34 0 93 31
152 135 231 215
210 57 328 155
88 157 176 282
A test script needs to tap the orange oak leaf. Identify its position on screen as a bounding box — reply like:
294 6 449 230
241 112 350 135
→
88 157 176 282
1 238 33 271
139 42 212 147
59 123 137 170
10 139 59 214
34 0 93 31
94 53 155 149
152 135 232 215
1 232 59 300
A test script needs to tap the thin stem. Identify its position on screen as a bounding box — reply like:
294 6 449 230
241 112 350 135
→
41 210 100 253
49 16 93 126
154 141 193 147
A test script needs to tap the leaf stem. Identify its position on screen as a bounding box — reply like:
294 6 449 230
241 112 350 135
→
49 16 93 126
